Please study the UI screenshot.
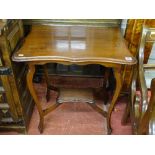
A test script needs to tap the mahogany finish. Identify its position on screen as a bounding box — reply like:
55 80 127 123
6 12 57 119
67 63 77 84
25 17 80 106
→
12 25 136 134
13 25 135 65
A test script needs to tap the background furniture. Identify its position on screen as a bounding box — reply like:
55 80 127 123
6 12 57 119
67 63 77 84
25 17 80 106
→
0 20 34 133
130 26 155 134
123 19 155 91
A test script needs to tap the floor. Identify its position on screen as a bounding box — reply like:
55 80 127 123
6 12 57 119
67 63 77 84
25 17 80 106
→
0 77 132 135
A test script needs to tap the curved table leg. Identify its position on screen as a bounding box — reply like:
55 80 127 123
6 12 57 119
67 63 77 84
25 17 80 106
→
107 67 123 134
27 64 44 133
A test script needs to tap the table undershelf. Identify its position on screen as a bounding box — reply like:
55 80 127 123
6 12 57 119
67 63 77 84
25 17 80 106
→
57 88 95 104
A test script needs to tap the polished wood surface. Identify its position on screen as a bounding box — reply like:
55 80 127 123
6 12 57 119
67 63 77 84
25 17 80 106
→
13 25 136 65
12 25 137 134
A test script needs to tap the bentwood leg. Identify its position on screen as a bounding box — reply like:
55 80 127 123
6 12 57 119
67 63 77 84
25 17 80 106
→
107 67 123 134
27 64 44 133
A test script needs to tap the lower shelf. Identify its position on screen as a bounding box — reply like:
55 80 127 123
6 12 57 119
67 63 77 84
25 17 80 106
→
56 88 107 118
57 88 95 104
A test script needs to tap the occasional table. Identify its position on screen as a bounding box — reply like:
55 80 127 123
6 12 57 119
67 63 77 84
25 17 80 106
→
12 25 136 134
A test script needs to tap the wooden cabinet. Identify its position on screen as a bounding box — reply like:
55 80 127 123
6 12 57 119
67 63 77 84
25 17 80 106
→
0 20 34 133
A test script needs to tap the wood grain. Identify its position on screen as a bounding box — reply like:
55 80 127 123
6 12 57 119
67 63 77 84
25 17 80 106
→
13 25 136 65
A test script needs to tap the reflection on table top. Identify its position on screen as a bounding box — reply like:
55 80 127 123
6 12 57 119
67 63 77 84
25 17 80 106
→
12 25 136 65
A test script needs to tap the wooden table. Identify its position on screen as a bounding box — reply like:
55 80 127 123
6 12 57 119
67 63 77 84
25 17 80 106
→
12 25 136 134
